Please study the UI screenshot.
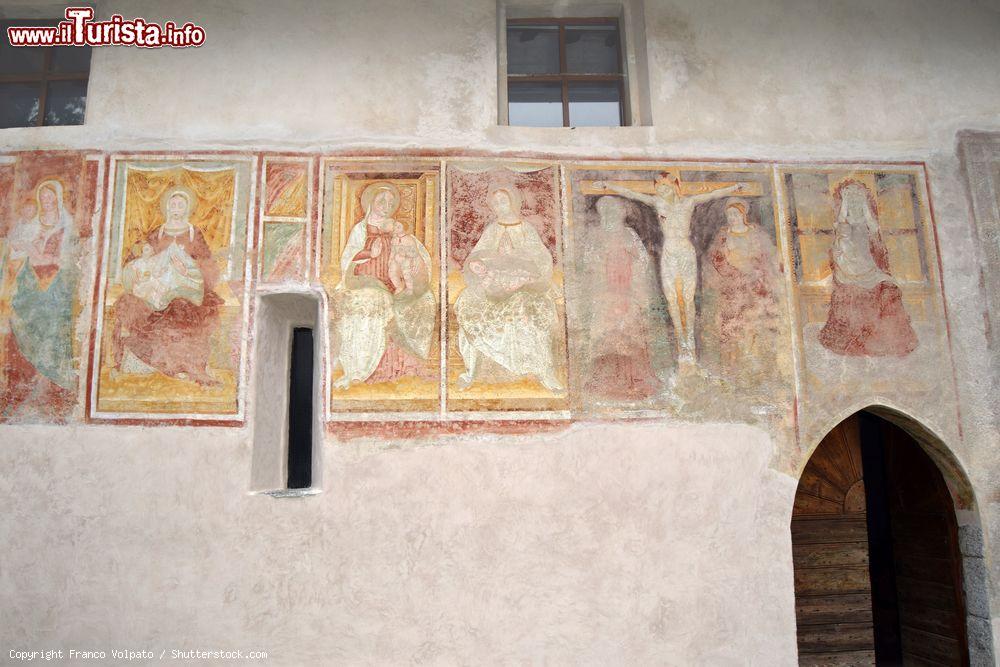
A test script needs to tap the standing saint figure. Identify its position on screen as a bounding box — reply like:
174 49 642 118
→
701 200 783 376
111 187 224 385
333 182 435 388
1 179 78 417
580 196 662 400
454 187 563 392
595 174 746 365
818 180 918 357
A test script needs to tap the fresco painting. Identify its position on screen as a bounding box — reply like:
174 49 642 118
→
0 152 97 423
320 160 440 415
92 157 254 419
565 165 791 415
259 158 312 283
446 163 568 413
781 166 955 447
783 169 940 356
0 152 960 430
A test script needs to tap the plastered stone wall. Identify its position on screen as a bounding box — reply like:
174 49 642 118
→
1 423 797 664
1 0 999 664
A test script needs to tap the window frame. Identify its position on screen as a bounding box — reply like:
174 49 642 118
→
0 19 91 128
505 16 626 127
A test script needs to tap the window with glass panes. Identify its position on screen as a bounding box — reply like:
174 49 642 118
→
506 18 625 127
0 20 91 128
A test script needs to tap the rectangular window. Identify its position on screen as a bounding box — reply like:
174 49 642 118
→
506 18 625 127
0 20 91 128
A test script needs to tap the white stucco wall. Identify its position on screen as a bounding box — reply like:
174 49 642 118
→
1 0 999 663
3 0 1000 154
1 423 798 664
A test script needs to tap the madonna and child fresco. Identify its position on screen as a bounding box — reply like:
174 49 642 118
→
0 153 95 423
782 167 954 446
446 164 568 413
566 165 789 414
784 170 931 359
93 159 253 419
819 180 918 357
321 163 440 415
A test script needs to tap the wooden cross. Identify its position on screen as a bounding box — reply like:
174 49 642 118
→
580 177 763 198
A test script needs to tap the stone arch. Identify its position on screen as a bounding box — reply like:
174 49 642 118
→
791 406 994 665
799 399 974 510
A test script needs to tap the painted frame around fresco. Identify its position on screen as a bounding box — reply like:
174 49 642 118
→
88 154 256 423
774 163 959 452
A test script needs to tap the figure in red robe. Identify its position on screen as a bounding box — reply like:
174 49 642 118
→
582 196 662 400
701 201 783 376
818 180 918 357
110 188 224 385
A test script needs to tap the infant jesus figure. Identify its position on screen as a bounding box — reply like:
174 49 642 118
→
123 242 204 312
465 255 537 300
387 222 426 296
125 244 173 310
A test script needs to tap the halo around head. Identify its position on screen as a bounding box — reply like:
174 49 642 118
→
487 186 522 212
725 200 749 217
160 185 197 218
34 178 65 207
360 182 401 216
832 179 877 214
596 194 625 213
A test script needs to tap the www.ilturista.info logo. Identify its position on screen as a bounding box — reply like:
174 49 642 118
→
6 7 206 49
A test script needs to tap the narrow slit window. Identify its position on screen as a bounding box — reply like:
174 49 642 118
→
286 327 314 490
250 292 321 496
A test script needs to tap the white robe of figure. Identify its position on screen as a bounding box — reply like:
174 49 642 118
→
334 217 436 385
454 220 562 388
122 240 204 312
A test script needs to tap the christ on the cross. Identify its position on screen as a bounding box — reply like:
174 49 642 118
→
591 172 749 367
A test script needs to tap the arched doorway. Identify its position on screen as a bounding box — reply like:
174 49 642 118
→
791 409 986 665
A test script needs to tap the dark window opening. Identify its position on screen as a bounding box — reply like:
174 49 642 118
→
286 327 314 490
1 19 91 128
506 18 625 127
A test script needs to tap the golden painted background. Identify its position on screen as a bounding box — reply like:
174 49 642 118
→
97 162 246 416
322 168 440 414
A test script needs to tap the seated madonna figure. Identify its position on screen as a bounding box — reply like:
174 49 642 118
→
111 187 223 385
454 187 563 392
818 180 918 357
333 182 436 388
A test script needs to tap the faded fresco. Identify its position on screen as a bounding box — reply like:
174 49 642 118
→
780 167 956 448
565 164 791 417
446 163 568 413
0 152 98 423
91 157 254 419
0 152 962 435
259 158 312 283
321 160 440 415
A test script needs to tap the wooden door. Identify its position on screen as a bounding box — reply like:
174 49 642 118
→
792 415 877 665
882 420 968 666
